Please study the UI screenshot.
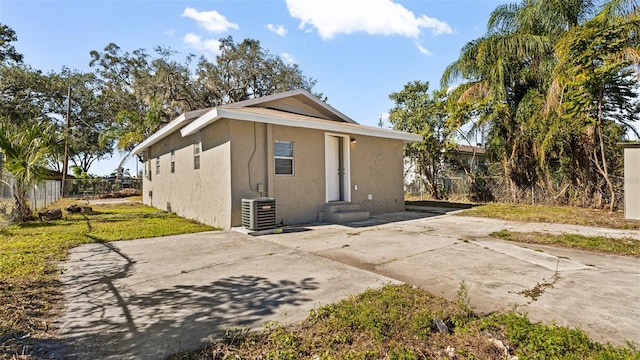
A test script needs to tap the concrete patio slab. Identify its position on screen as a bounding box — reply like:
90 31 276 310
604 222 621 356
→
42 211 640 359
262 213 640 347
45 231 395 359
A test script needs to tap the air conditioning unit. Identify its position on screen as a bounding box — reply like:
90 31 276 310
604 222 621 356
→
241 198 276 231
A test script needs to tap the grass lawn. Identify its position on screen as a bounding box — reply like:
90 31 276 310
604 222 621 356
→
493 230 640 258
459 203 640 230
171 284 639 360
0 199 215 356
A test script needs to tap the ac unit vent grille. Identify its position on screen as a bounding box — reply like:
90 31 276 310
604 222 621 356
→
241 198 276 231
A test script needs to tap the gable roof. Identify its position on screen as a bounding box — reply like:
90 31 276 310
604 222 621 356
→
223 89 356 123
132 89 421 155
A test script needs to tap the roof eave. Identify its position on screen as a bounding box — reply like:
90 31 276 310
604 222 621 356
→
180 108 220 137
131 108 212 155
181 107 422 142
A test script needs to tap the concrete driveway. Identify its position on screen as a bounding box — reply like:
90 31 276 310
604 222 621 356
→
42 211 640 359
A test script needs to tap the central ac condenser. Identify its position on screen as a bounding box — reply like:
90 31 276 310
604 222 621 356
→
241 198 276 230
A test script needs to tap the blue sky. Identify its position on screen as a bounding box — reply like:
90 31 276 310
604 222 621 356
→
1 0 505 175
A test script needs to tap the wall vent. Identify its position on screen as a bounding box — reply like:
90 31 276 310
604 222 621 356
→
241 198 276 231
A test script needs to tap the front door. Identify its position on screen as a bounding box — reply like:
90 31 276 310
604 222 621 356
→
325 136 341 201
325 134 351 202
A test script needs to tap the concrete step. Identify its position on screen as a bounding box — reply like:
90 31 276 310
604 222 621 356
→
319 202 370 224
324 210 370 223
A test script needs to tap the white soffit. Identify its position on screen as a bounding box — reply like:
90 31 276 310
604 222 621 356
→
181 107 422 142
131 108 212 155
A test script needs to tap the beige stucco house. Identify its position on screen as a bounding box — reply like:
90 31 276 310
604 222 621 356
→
131 89 422 229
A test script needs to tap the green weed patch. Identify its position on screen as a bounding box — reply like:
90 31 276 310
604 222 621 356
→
0 200 215 357
171 284 639 359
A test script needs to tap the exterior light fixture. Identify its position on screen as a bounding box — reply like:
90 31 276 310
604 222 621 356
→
350 138 357 144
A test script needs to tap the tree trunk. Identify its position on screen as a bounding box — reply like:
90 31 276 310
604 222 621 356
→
597 122 615 212
12 180 30 222
596 89 615 212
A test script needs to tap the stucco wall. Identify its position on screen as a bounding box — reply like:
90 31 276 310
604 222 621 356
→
142 119 233 228
624 146 640 220
350 135 406 214
227 121 326 226
270 125 327 225
229 121 268 226
227 121 405 226
142 118 407 229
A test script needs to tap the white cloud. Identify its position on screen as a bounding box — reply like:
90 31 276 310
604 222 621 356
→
181 7 239 33
183 33 222 56
285 0 453 40
281 53 296 64
163 29 175 36
416 42 431 56
266 24 288 36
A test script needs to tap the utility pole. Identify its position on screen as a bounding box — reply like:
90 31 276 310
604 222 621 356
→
61 86 71 197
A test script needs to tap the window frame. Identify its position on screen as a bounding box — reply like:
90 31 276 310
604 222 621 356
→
193 142 201 170
170 150 175 173
274 140 294 176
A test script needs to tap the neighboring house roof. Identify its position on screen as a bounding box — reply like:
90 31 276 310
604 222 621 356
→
44 169 76 180
619 142 640 148
132 89 422 155
456 145 487 155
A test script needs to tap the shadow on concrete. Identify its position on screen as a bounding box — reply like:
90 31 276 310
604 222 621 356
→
248 227 313 236
339 210 444 228
35 241 319 360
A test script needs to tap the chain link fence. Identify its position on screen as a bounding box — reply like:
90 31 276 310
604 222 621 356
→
62 178 142 197
406 174 625 210
1 172 62 225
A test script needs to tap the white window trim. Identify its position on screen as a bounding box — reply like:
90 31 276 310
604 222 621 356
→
274 140 294 176
193 142 201 170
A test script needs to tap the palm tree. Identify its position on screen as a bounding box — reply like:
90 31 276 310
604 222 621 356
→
546 4 640 210
0 119 62 221
442 0 557 200
443 0 639 206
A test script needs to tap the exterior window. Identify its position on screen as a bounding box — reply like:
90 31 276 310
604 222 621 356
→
170 150 175 173
155 157 160 175
193 142 201 170
274 141 293 175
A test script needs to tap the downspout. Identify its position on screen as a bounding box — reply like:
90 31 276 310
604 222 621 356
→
266 123 274 197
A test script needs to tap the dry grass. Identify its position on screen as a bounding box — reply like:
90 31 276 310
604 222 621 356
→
459 203 640 229
493 230 640 258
